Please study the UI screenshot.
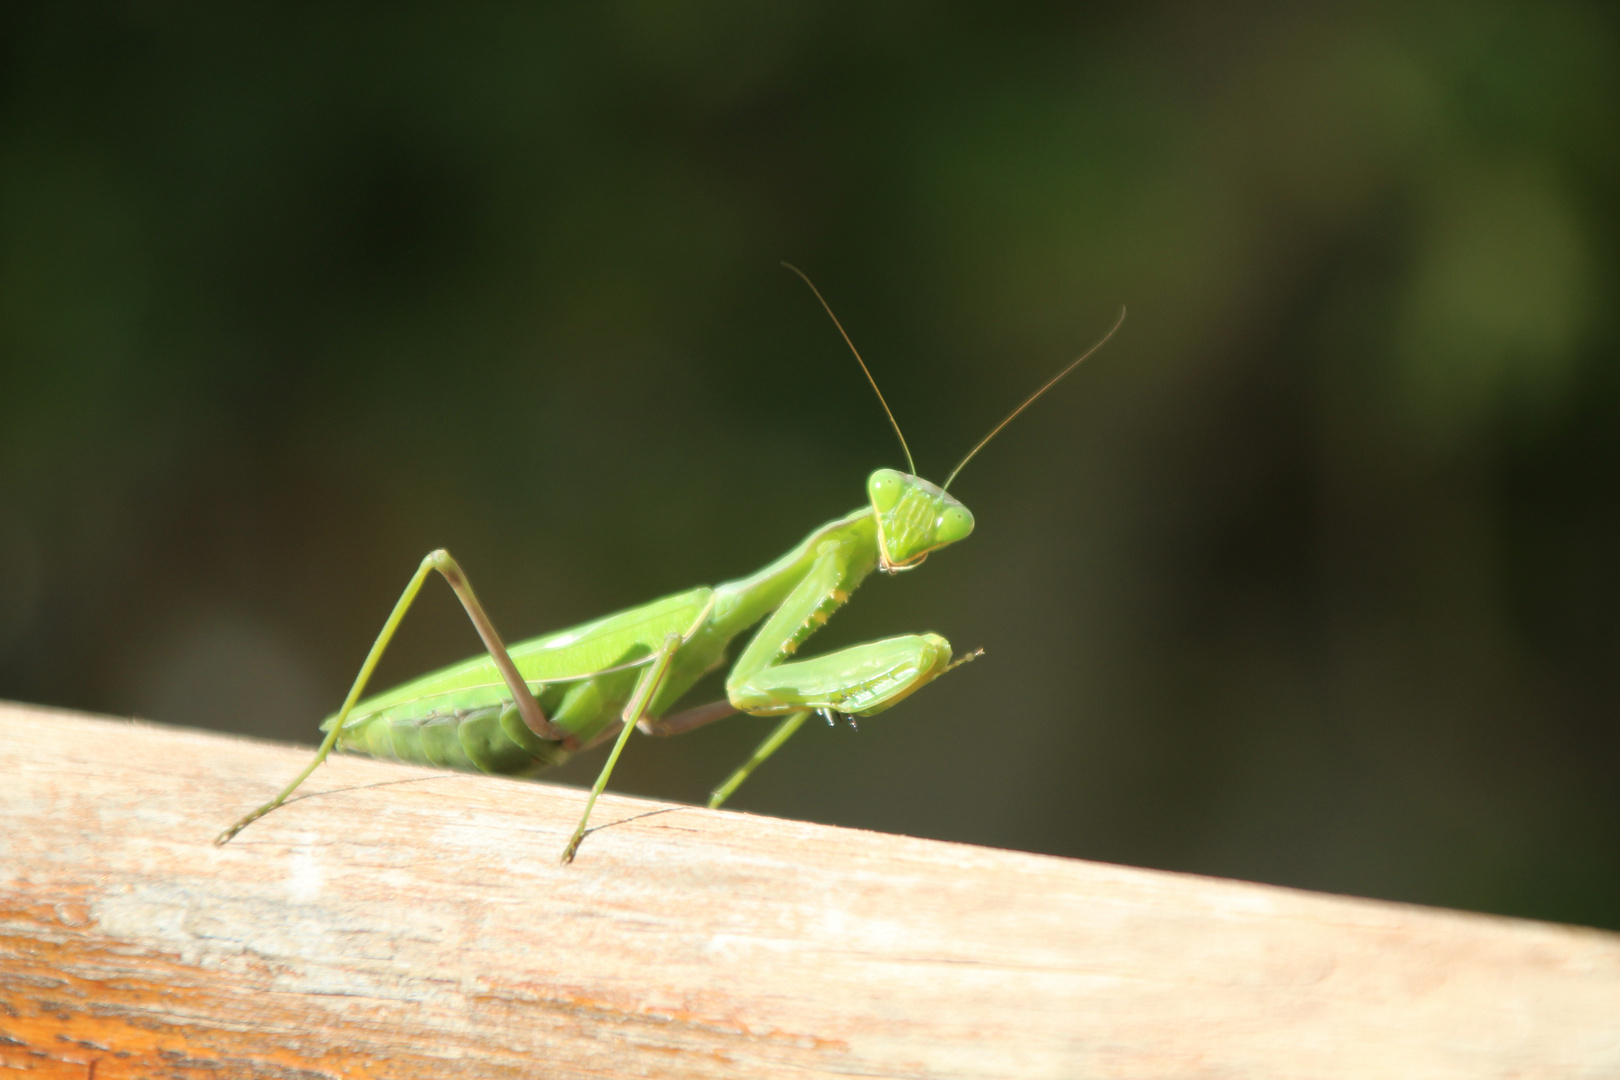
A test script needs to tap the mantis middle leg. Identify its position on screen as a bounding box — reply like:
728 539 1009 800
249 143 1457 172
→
707 710 811 808
561 631 683 863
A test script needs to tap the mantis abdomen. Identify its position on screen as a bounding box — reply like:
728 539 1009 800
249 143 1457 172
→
336 706 571 777
328 658 650 777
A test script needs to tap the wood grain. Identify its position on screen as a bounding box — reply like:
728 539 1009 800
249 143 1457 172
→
1 700 1616 1079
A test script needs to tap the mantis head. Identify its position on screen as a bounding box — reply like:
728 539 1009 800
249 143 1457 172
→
868 469 974 572
782 261 1123 573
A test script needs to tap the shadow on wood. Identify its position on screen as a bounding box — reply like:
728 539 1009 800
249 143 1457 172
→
1 701 1616 1078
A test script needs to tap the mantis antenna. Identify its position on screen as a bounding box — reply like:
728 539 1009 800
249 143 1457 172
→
782 262 917 476
942 306 1126 491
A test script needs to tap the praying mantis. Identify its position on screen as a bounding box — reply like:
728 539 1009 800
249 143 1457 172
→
216 266 1123 862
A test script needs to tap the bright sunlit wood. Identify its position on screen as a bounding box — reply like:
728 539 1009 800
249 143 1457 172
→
2 701 1616 1079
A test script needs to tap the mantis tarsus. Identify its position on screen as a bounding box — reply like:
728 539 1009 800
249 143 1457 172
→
217 267 1124 862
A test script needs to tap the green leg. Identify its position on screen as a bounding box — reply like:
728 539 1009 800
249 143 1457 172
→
560 631 682 864
708 710 810 809
216 549 556 845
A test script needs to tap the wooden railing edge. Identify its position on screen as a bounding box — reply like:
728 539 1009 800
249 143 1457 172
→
3 699 1618 1080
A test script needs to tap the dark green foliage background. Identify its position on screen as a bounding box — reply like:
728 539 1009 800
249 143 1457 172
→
3 2 1617 929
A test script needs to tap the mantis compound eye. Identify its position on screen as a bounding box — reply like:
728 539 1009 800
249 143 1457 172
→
868 468 905 513
934 504 974 546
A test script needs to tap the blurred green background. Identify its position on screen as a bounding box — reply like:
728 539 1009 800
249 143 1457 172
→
2 3 1616 929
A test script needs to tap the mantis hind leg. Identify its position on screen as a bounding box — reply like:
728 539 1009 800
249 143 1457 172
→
707 710 811 809
216 549 557 845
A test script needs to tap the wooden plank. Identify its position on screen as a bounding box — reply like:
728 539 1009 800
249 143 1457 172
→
0 700 1616 1079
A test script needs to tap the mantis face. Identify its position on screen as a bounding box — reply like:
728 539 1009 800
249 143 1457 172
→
867 468 975 572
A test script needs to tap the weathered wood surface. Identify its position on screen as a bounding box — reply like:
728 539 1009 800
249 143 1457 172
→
1 701 1617 1079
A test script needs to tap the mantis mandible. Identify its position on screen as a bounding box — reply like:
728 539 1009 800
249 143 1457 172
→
217 266 1123 862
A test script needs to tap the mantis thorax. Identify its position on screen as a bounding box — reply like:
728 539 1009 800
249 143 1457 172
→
867 468 975 572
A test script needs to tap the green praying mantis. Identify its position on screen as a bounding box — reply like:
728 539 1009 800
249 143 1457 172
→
216 266 1123 862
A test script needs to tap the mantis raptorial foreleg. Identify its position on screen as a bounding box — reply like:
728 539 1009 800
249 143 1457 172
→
561 630 683 864
215 548 559 845
725 536 951 718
